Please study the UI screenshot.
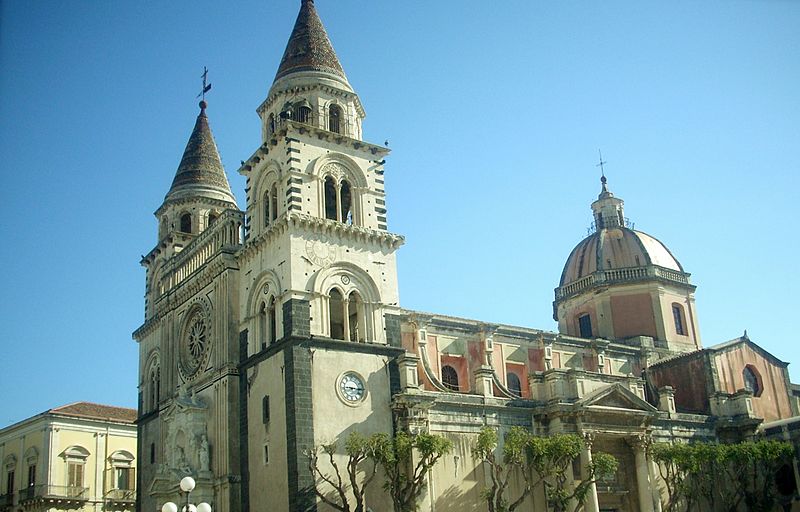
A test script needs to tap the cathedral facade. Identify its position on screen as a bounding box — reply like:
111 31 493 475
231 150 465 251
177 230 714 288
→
133 2 799 511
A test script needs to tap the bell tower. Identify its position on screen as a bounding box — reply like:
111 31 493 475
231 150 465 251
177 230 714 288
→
237 2 405 511
135 99 245 512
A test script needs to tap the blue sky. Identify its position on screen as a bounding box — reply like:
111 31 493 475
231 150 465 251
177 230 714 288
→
1 0 798 426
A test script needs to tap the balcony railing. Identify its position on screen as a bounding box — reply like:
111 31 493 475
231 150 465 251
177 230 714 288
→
555 264 692 300
105 488 136 502
0 493 12 508
20 485 89 502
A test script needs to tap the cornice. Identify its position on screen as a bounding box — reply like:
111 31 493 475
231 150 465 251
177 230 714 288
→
238 212 404 263
257 83 366 118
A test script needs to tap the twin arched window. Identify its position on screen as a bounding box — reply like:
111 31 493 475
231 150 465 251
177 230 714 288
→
329 289 364 342
324 177 353 224
259 297 278 349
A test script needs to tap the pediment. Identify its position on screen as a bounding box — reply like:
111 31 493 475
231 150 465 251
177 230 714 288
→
577 383 658 413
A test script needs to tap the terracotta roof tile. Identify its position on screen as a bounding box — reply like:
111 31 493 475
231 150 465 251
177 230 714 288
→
50 402 137 423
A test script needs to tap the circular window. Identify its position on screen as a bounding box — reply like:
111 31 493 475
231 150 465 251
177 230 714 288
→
336 372 367 406
179 309 210 380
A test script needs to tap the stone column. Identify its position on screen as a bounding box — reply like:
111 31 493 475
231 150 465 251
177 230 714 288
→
580 433 600 512
632 436 655 512
342 297 351 341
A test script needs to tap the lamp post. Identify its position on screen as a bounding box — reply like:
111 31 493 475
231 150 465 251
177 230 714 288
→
161 477 211 512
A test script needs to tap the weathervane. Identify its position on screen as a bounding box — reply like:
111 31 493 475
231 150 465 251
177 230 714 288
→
198 66 212 101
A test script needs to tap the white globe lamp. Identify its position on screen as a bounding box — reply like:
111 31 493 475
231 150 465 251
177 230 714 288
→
180 476 196 493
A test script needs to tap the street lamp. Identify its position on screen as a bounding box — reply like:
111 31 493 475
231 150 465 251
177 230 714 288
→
161 477 211 512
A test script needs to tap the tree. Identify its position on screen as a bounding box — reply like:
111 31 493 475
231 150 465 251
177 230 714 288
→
373 431 453 512
651 440 794 512
530 434 618 512
307 431 383 512
473 426 540 512
473 428 618 512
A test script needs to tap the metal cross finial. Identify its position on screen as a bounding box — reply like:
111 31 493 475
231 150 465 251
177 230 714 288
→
596 149 607 178
197 67 212 100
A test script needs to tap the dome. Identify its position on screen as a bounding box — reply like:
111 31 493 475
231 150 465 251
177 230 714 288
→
559 227 683 287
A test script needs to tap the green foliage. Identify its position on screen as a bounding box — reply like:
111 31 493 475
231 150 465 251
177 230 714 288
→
651 439 794 512
373 431 453 512
473 428 618 512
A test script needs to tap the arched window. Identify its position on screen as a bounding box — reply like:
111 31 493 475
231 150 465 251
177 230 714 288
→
263 191 271 228
270 185 278 221
292 101 312 124
329 289 345 340
208 212 218 226
743 365 762 397
268 297 277 345
672 303 686 336
324 177 338 221
340 180 353 225
347 291 364 342
258 301 275 350
441 365 459 391
507 372 522 397
268 113 275 136
329 104 342 134
180 213 192 233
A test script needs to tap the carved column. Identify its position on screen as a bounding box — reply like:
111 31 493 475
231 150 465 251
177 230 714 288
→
581 432 600 512
631 435 655 512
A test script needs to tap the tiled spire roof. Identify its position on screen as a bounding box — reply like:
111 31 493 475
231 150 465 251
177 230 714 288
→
165 101 235 204
274 0 347 83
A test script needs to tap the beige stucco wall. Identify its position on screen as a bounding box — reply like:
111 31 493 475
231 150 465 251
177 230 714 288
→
246 354 288 511
0 413 136 512
311 349 394 511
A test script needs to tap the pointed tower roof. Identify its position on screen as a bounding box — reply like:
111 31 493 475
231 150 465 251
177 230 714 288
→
274 0 348 83
165 101 236 205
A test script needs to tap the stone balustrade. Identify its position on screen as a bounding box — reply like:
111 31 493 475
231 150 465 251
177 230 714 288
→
555 264 692 300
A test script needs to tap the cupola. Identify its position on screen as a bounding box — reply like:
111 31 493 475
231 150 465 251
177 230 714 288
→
554 176 700 353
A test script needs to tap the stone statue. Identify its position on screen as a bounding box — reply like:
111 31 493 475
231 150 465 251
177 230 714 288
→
199 434 210 471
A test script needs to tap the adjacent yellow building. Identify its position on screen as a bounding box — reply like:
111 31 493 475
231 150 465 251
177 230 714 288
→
0 403 137 512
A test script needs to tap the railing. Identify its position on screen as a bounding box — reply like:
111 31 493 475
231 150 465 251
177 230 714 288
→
555 264 691 300
159 210 244 295
0 493 12 508
21 485 89 501
105 489 135 501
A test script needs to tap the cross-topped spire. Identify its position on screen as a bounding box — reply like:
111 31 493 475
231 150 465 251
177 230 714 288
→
197 66 212 105
596 149 609 193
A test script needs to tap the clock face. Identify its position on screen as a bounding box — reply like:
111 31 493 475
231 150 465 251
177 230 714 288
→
339 373 366 403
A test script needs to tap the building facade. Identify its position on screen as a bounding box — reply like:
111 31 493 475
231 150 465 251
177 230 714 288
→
0 403 137 512
134 1 800 511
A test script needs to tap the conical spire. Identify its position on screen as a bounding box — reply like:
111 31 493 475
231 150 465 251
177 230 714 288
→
274 0 347 83
165 101 236 205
